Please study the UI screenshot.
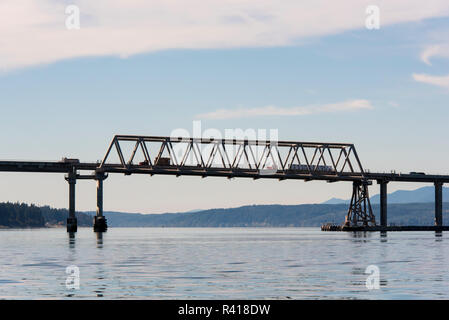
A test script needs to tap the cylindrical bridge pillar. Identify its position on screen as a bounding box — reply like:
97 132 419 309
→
93 172 108 232
379 181 388 227
96 177 103 217
65 169 77 232
435 182 443 227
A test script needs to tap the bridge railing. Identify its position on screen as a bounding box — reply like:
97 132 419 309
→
99 135 365 176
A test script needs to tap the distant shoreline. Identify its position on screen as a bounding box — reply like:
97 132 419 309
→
0 200 448 229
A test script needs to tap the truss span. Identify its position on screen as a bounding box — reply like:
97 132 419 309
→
99 135 366 179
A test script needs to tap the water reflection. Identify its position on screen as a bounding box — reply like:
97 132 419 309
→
94 232 107 297
435 231 443 242
380 231 388 243
68 232 76 248
349 231 372 242
96 232 104 248
94 266 107 298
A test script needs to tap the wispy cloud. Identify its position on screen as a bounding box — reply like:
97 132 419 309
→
420 44 449 65
415 37 449 88
196 99 373 120
412 73 449 88
2 1 449 71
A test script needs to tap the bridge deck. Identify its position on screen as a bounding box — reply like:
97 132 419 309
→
0 160 448 183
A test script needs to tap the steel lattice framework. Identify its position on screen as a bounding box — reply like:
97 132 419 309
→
100 135 365 176
98 135 373 227
345 181 376 227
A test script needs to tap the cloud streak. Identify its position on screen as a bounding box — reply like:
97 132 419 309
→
2 1 449 71
196 99 373 120
413 73 449 88
420 44 449 65
415 35 449 88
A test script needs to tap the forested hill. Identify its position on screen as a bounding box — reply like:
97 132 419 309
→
1 201 448 228
0 203 91 228
0 203 44 228
103 202 449 227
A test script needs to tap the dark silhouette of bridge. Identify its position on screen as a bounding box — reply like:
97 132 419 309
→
0 135 447 232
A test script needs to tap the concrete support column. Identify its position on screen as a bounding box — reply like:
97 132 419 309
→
93 172 108 232
65 169 77 232
435 182 443 227
351 181 360 225
379 181 388 227
96 177 103 217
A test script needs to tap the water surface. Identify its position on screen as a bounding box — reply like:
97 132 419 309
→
0 228 448 299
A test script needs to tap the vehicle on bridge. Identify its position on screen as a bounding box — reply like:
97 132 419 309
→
60 157 80 164
410 171 426 175
155 157 171 166
289 164 334 173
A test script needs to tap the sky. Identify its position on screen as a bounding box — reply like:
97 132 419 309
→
1 1 449 213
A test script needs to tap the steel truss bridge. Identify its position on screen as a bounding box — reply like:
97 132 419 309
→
0 135 448 232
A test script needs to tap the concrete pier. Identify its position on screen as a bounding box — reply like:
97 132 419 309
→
379 181 388 227
65 169 77 232
435 182 443 227
93 173 107 232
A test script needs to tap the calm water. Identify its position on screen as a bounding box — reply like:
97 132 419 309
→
0 227 448 299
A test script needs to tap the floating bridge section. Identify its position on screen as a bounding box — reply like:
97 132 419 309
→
0 135 448 232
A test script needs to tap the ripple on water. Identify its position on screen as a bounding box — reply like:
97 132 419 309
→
0 228 448 299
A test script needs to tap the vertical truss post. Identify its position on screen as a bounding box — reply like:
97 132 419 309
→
65 167 77 232
344 180 376 227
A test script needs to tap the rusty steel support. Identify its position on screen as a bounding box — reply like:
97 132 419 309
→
345 180 376 227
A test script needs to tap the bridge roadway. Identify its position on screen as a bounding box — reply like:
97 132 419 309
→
0 160 448 184
0 159 447 232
